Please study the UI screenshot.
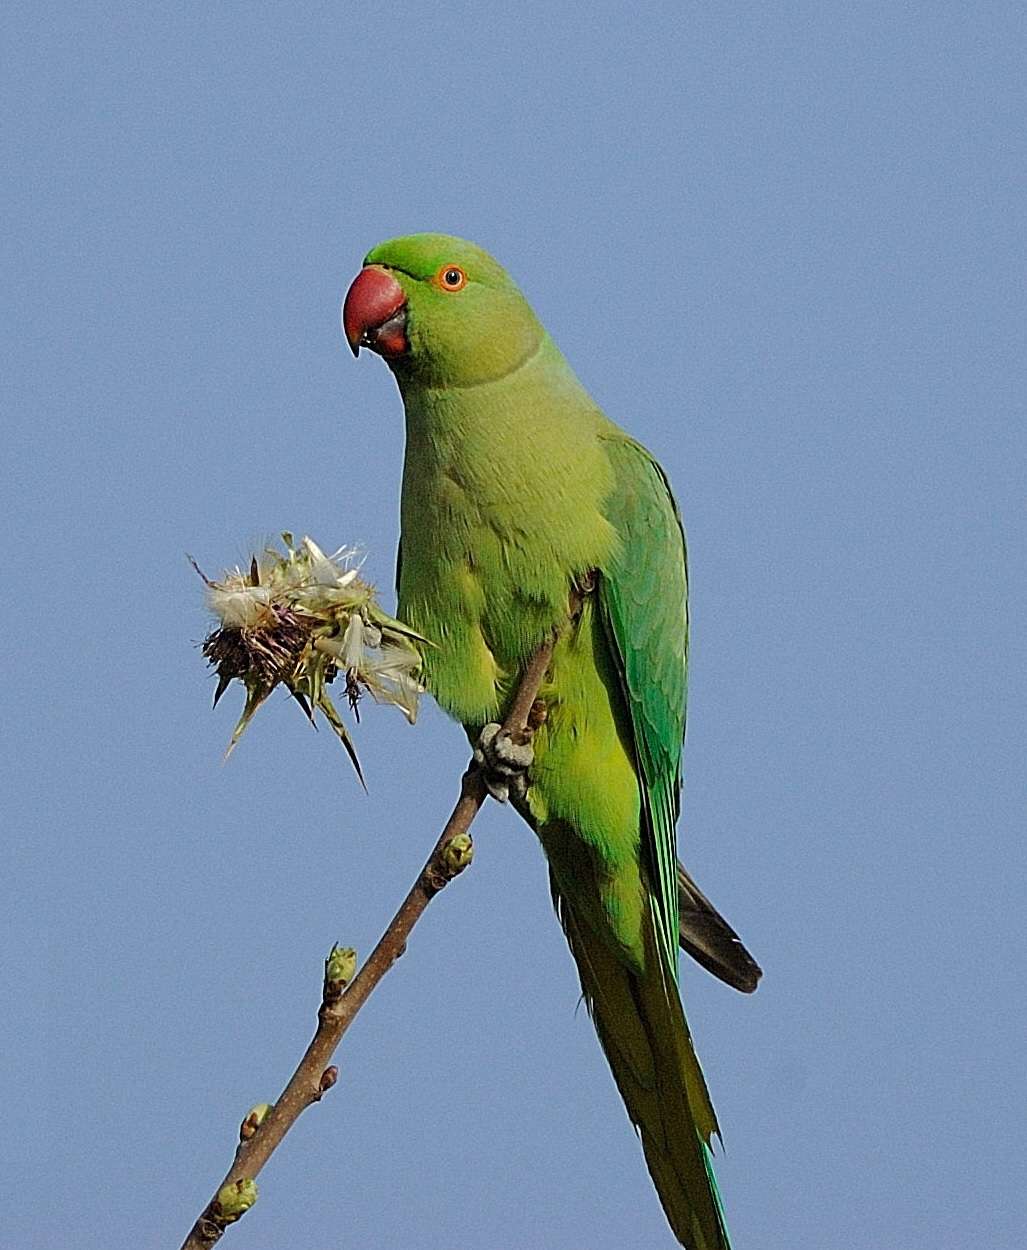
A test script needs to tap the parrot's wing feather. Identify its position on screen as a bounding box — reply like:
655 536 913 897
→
677 861 763 993
597 436 761 995
596 435 689 975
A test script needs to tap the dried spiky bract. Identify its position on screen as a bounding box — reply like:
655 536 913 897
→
196 535 425 779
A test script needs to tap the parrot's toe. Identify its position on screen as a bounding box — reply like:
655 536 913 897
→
473 723 534 803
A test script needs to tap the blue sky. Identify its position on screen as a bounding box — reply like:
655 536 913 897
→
3 3 1024 1247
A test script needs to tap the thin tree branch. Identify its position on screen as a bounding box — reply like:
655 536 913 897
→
179 632 557 1248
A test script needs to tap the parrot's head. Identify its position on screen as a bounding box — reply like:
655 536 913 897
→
342 233 545 388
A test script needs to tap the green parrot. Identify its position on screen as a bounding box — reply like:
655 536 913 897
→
343 234 759 1249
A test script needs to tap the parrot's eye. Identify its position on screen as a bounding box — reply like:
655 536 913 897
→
435 264 468 292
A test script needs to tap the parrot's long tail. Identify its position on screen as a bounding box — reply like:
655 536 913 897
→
552 874 733 1250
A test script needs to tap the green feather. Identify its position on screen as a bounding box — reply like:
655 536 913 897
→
596 434 689 974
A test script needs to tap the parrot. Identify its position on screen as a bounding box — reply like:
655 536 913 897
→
342 234 760 1249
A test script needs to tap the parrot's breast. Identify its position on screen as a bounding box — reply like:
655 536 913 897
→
394 340 618 727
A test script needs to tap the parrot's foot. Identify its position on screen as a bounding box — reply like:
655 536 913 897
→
473 723 534 803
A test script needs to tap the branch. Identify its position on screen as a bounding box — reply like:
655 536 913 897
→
179 632 557 1248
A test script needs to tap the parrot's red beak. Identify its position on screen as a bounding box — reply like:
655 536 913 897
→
343 265 408 359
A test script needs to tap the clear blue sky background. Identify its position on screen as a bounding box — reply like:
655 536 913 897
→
3 4 1024 1248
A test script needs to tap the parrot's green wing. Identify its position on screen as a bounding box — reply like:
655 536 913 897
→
596 434 688 978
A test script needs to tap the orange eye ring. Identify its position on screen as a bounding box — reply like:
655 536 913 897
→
434 264 468 292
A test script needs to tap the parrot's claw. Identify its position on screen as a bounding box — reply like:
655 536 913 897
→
473 723 534 803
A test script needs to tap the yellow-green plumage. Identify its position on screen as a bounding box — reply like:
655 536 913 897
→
358 233 734 1249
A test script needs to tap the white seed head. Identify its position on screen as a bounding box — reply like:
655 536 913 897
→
201 534 424 764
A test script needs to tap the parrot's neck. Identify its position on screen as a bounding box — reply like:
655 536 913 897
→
395 336 603 502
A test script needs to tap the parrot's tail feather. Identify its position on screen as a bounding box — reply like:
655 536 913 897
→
677 862 763 994
552 874 733 1250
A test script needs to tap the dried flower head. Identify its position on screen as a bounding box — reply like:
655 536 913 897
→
194 534 426 782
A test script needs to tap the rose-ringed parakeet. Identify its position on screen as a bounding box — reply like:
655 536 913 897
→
343 234 759 1250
